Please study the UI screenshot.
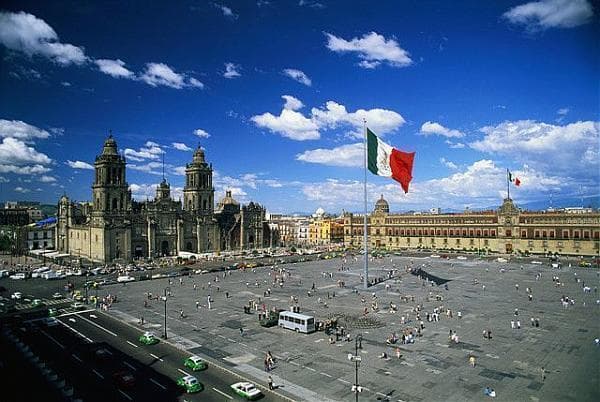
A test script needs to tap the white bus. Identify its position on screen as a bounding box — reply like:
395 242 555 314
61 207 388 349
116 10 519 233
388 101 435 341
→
278 311 316 334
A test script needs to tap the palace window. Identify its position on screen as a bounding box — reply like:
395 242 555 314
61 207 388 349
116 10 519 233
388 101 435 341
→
521 230 527 238
550 231 555 238
584 231 590 239
491 230 496 236
535 231 540 238
506 230 512 236
563 230 569 238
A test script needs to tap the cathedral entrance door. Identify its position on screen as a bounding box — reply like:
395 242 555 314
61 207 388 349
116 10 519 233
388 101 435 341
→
161 241 169 256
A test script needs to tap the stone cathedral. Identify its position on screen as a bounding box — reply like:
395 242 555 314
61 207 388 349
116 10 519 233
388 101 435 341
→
56 134 271 263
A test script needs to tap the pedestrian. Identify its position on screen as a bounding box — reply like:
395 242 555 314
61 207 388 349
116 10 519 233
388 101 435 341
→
268 376 274 390
469 355 476 367
511 320 515 329
196 301 200 309
541 367 547 382
517 320 521 329
395 347 402 359
240 327 244 336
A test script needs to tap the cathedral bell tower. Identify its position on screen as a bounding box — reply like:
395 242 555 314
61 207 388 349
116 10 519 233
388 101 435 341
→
92 134 131 217
183 146 214 217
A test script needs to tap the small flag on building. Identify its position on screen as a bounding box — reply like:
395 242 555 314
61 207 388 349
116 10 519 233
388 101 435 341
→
367 128 415 193
508 170 521 187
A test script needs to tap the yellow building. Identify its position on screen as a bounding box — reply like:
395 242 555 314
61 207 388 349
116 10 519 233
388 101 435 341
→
309 217 345 246
344 195 600 256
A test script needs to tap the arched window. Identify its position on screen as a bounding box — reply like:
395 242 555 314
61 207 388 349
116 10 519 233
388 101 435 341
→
203 199 207 210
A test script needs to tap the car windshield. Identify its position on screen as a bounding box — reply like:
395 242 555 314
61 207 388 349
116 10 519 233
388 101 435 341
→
187 378 197 385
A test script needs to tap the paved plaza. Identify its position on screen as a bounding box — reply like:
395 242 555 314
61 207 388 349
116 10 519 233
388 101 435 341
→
102 255 598 401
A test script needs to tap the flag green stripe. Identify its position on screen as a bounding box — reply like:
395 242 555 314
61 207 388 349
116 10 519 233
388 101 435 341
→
367 128 379 175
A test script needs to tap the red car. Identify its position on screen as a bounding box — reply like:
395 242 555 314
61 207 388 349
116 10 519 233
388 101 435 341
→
113 370 135 388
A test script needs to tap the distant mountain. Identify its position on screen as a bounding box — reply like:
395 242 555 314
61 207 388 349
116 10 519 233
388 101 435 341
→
40 204 57 218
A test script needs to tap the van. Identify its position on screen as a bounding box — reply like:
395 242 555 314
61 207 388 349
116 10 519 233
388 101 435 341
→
278 311 316 334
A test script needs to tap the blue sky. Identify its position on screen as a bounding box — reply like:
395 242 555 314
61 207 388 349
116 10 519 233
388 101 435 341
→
0 0 598 214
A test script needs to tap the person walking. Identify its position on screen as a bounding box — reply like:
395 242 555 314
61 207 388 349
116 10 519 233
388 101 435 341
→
469 355 476 367
268 376 274 390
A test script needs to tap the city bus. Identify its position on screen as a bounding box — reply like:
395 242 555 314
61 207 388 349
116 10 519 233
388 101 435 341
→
278 311 316 334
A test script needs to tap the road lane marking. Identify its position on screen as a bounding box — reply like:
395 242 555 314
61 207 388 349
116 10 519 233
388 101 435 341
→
69 318 76 322
40 329 65 349
338 378 350 384
150 353 163 362
77 314 117 337
178 368 190 376
126 340 138 348
212 387 233 399
89 314 97 319
305 366 316 372
118 390 132 401
150 378 166 390
72 354 83 363
59 309 94 317
59 320 93 343
320 372 332 377
93 369 104 379
123 361 137 371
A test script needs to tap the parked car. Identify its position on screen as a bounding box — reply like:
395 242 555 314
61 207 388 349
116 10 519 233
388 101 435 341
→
11 292 22 300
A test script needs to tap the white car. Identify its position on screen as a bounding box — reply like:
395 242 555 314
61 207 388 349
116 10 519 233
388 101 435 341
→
11 292 22 299
230 382 262 400
531 261 543 265
10 273 26 280
456 256 467 260
117 275 135 283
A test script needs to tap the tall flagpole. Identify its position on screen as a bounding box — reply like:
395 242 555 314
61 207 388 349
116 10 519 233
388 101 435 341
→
363 119 368 290
506 168 510 200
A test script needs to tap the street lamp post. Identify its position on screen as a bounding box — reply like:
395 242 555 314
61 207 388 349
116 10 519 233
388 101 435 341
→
161 287 170 339
348 334 363 401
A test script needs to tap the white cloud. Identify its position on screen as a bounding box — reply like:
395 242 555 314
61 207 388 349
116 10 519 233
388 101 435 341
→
95 58 134 79
14 186 30 193
223 62 241 78
66 160 94 170
129 162 163 175
0 164 51 175
123 141 164 161
172 142 192 151
172 166 187 176
557 107 570 116
194 129 210 138
301 160 571 211
312 101 406 139
282 68 312 86
39 175 56 182
420 121 465 138
440 158 458 169
282 95 304 111
140 63 203 89
252 107 320 141
470 120 599 177
129 183 156 200
215 4 238 19
296 143 363 167
0 119 50 140
445 140 465 149
325 31 412 68
0 137 51 165
252 96 405 141
503 0 593 30
61 81 71 87
0 176 9 183
0 11 88 65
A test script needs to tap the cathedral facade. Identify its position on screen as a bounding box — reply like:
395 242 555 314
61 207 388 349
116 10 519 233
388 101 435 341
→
56 135 271 263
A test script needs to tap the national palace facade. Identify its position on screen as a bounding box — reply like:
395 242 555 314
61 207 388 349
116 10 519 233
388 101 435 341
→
56 135 272 263
343 195 600 256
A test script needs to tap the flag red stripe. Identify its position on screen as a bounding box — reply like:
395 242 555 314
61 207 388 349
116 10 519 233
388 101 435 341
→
389 149 415 194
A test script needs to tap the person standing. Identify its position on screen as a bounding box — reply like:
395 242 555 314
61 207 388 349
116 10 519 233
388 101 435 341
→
469 356 476 367
268 376 274 390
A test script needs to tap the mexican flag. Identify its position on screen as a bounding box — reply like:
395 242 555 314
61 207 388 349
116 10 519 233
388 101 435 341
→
508 170 521 186
367 128 415 193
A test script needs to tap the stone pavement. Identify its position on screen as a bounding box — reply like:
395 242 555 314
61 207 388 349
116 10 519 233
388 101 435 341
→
104 254 599 401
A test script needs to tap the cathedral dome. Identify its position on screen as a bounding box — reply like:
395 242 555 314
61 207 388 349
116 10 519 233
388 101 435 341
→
102 133 118 156
219 190 239 206
192 146 206 164
374 194 389 214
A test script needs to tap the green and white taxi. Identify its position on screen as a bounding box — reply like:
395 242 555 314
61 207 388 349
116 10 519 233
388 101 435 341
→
138 331 159 345
183 355 207 371
176 375 203 393
230 382 262 400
